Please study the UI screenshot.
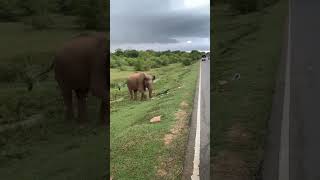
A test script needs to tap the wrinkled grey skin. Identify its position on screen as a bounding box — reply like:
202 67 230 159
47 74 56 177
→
127 72 155 100
31 33 109 124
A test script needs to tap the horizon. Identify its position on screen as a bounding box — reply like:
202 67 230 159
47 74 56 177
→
110 49 210 53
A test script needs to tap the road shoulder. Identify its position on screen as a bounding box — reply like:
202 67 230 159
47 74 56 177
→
182 63 201 180
262 10 289 180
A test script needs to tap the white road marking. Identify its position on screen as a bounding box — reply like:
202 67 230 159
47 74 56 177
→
279 0 291 180
191 62 202 180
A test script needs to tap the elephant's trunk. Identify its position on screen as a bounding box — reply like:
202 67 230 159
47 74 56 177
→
149 89 152 99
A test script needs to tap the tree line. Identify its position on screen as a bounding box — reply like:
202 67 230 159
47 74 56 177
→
213 0 280 14
111 49 206 71
0 0 108 30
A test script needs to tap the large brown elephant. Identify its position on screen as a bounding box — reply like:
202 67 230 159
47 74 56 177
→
127 72 155 100
32 32 109 124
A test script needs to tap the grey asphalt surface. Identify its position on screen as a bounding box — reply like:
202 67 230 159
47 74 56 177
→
200 58 210 179
264 1 320 180
182 59 210 180
290 0 320 179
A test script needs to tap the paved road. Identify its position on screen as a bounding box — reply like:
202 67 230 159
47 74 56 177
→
290 1 320 179
182 59 210 180
199 58 210 179
264 1 320 180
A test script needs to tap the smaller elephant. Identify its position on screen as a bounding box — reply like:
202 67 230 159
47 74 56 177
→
127 72 155 100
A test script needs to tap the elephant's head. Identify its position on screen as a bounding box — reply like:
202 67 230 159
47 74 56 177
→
144 74 156 98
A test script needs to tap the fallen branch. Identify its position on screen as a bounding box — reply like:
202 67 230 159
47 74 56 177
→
156 89 170 96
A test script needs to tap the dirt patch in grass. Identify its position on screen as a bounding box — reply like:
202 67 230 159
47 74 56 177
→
180 101 189 109
156 156 181 179
213 124 252 179
163 101 189 145
163 134 174 145
156 168 168 177
212 150 250 180
157 101 191 178
163 110 187 145
227 123 251 145
156 156 180 179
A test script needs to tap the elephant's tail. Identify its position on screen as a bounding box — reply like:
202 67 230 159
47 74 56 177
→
28 58 55 91
117 82 127 91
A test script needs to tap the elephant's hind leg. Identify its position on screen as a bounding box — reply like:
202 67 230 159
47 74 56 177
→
61 88 74 121
134 90 138 100
75 90 88 123
140 91 146 101
129 90 133 100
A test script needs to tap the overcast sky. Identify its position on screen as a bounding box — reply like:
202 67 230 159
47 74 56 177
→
110 0 210 52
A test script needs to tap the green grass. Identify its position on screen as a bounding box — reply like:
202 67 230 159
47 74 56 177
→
211 0 287 178
0 18 108 179
0 22 79 60
110 63 199 179
110 67 138 81
0 123 108 180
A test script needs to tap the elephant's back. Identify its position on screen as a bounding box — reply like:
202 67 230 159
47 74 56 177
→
54 37 98 89
59 36 97 55
54 33 108 99
127 72 145 91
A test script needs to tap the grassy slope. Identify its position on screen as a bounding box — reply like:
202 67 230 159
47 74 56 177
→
212 1 287 178
0 21 108 179
111 63 199 179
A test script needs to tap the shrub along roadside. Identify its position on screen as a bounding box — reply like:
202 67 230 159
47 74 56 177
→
213 0 280 14
111 50 205 71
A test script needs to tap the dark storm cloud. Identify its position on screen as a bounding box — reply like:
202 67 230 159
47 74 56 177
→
111 11 209 44
110 0 210 50
111 0 171 15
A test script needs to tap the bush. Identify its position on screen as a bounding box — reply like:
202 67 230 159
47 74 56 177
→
110 58 118 68
150 57 162 68
125 58 136 66
190 50 203 61
150 62 161 69
17 0 58 16
75 0 107 30
116 58 128 67
134 58 150 71
0 63 21 82
110 57 128 69
159 55 170 66
261 0 279 7
169 54 179 63
229 0 258 14
119 66 128 71
28 14 54 29
181 57 192 66
124 50 139 58
0 0 22 21
57 0 78 15
228 0 279 14
114 49 124 56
